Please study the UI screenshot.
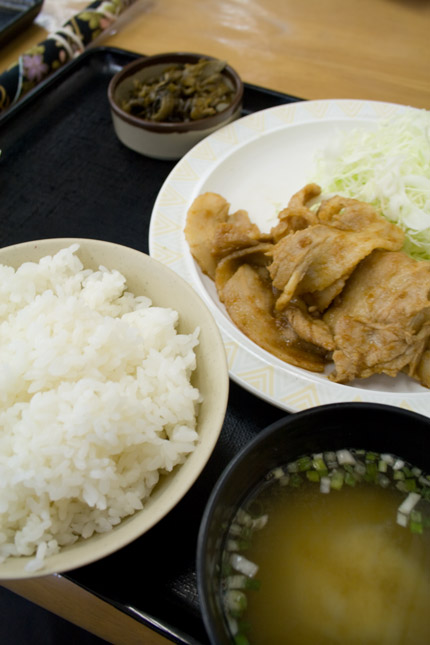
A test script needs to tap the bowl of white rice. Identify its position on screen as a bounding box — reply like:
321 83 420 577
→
0 238 229 579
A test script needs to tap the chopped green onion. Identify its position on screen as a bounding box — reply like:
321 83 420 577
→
278 474 291 486
324 451 338 468
398 492 421 516
377 474 390 488
230 554 259 578
287 461 299 473
245 578 261 591
344 471 357 487
226 540 239 552
289 473 303 487
380 453 395 466
272 467 285 481
251 515 268 530
354 461 366 477
364 462 378 482
225 574 261 591
226 539 250 552
378 459 388 473
410 520 423 535
411 509 422 523
396 480 408 493
320 476 331 494
397 511 408 527
226 575 248 590
234 510 268 531
410 510 424 534
404 478 418 493
306 470 320 483
312 455 327 472
336 449 356 465
330 470 344 490
365 451 379 463
296 456 313 471
235 510 252 526
229 523 243 537
224 590 248 616
419 475 430 487
237 620 251 633
226 614 238 636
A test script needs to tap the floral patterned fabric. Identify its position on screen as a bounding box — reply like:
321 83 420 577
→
0 0 136 114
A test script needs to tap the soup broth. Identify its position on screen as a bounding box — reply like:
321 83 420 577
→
221 450 430 645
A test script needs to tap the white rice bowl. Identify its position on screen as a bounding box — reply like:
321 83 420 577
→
0 239 229 578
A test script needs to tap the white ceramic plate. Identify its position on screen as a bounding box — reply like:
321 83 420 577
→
149 99 430 418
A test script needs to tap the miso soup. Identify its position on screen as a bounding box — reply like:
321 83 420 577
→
221 449 430 645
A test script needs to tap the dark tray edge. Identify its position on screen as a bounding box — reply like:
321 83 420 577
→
0 0 44 48
60 574 200 645
0 45 303 128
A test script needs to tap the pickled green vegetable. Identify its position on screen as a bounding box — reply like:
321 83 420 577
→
121 58 236 122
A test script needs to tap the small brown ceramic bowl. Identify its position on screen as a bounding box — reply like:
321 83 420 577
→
108 52 244 160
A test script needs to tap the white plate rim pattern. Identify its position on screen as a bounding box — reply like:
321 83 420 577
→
149 98 430 418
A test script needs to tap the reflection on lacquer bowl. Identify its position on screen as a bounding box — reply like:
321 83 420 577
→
197 402 430 645
0 238 228 579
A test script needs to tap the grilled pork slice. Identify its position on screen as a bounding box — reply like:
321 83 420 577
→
268 195 405 312
324 250 430 385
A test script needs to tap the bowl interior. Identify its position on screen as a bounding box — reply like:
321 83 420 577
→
0 238 229 579
197 402 430 644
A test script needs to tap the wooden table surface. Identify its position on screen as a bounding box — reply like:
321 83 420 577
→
0 0 429 643
1 0 430 109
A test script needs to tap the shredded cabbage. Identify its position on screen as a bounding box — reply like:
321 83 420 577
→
314 108 430 260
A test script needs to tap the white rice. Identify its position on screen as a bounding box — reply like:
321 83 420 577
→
0 244 200 571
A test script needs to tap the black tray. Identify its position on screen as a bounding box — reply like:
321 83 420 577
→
0 47 301 644
0 0 43 47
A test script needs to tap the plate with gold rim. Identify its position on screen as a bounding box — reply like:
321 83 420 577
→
149 98 430 417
